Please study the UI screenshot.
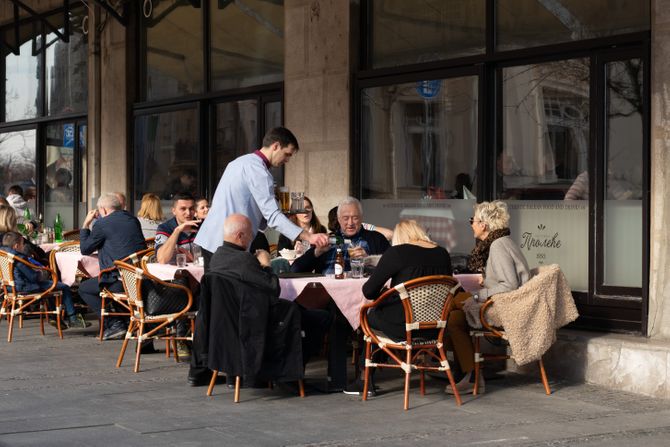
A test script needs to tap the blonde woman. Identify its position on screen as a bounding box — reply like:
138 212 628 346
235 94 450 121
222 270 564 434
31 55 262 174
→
136 193 164 238
344 219 452 396
0 205 47 263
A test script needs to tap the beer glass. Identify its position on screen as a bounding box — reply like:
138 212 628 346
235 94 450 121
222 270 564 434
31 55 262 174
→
290 191 305 213
279 186 290 212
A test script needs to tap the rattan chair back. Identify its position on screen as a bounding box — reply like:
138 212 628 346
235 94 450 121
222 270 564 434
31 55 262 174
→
140 249 157 271
0 250 16 296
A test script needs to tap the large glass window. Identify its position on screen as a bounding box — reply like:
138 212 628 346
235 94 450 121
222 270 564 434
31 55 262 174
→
368 0 485 69
214 100 259 180
45 123 76 230
500 59 589 200
144 1 204 101
497 0 650 51
4 25 40 122
603 59 644 288
0 129 37 214
210 0 283 91
45 8 89 116
134 108 199 201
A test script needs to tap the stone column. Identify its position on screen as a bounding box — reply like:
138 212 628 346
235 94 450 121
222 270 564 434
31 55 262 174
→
648 0 670 338
284 0 352 217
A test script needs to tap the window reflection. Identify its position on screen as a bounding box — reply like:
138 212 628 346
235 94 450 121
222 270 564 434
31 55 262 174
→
501 59 589 200
45 123 75 230
145 1 204 100
362 76 479 199
369 0 485 69
497 0 650 51
134 109 199 201
45 7 88 116
4 25 40 121
210 0 283 91
0 130 37 214
214 100 259 180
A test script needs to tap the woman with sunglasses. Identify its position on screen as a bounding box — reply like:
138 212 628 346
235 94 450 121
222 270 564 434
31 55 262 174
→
277 196 327 253
446 200 531 395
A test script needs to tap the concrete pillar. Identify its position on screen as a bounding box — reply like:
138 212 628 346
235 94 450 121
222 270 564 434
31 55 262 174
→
648 0 670 338
284 0 352 217
87 5 102 204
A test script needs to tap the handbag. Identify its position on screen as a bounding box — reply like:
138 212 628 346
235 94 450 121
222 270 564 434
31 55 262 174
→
142 275 190 316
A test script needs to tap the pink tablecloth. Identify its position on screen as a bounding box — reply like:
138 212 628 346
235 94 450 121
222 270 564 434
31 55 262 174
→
55 252 100 286
144 263 205 283
279 273 481 330
39 243 61 253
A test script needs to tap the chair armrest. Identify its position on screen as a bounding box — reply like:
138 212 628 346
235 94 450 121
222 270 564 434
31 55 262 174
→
479 299 504 337
12 256 59 295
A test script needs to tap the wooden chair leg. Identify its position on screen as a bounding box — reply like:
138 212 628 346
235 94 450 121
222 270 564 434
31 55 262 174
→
539 358 551 395
206 370 218 396
55 298 63 339
420 370 426 396
362 341 372 402
7 301 16 342
298 379 305 398
99 297 106 341
234 376 241 403
473 335 482 396
403 349 412 411
133 322 144 373
39 302 45 335
116 320 134 368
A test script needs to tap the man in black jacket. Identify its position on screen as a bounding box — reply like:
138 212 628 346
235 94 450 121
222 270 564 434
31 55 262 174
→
79 193 146 340
188 214 328 387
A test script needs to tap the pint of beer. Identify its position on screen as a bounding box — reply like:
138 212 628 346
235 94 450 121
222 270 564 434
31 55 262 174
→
279 186 290 212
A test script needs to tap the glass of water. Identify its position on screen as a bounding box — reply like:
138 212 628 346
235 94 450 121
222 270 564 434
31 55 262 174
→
176 253 187 268
350 259 364 278
191 244 202 265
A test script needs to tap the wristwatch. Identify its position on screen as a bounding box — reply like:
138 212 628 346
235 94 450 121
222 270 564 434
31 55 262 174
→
472 293 480 303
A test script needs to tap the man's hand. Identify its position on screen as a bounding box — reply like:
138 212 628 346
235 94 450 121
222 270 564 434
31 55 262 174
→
177 220 200 233
304 232 329 248
348 246 367 259
255 249 272 267
82 209 98 229
314 245 331 257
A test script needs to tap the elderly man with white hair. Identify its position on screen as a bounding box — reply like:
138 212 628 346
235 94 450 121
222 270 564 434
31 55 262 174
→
79 193 147 340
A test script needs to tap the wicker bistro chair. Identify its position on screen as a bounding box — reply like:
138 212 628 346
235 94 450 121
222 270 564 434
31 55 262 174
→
114 260 194 372
140 249 157 271
360 275 463 410
98 248 154 340
62 229 81 241
0 249 64 342
471 299 552 396
49 241 91 287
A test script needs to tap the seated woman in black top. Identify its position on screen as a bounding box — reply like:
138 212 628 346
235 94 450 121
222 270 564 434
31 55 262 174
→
362 219 452 341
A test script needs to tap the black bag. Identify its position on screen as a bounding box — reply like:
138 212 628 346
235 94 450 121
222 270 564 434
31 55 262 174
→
142 276 190 316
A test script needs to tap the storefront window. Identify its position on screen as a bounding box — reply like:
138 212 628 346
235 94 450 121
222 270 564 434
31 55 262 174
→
210 0 283 91
361 76 479 257
134 108 199 201
603 59 644 288
45 8 88 116
497 0 650 52
4 24 40 122
0 129 37 213
214 100 259 181
45 123 76 230
368 0 485 69
144 1 204 100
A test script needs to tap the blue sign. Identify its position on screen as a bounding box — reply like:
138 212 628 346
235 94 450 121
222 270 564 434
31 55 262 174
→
63 124 75 148
416 80 441 99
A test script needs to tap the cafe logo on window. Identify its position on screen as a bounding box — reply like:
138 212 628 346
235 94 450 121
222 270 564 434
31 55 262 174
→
521 223 562 264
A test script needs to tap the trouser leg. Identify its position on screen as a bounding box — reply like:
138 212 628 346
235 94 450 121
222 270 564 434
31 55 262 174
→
446 309 475 373
56 282 76 316
78 278 102 315
299 305 332 366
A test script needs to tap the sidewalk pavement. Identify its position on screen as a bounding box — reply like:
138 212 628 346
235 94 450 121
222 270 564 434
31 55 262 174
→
1 320 670 447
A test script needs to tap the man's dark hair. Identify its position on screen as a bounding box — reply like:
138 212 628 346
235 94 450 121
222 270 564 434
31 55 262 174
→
8 185 23 196
2 231 23 248
172 192 195 206
262 127 299 150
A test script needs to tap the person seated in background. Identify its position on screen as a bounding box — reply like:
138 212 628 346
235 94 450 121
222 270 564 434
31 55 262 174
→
0 205 47 265
291 197 390 274
136 193 164 238
188 214 330 386
342 220 454 396
450 173 473 199
327 205 393 241
278 196 327 253
5 185 28 215
195 197 209 221
155 193 199 264
163 168 197 200
445 200 531 395
114 192 128 211
46 168 73 203
1 231 90 329
79 193 147 340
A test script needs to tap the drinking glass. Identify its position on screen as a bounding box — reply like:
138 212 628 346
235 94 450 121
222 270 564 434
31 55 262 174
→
350 259 364 278
176 253 187 268
191 245 202 265
279 186 290 212
290 191 305 213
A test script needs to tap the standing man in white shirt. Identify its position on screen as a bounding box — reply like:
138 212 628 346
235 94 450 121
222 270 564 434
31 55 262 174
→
195 127 329 266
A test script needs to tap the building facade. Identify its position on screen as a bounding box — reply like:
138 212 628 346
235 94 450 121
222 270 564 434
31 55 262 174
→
2 1 670 344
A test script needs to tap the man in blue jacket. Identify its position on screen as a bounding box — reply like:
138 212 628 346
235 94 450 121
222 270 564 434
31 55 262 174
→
78 193 146 340
1 231 88 328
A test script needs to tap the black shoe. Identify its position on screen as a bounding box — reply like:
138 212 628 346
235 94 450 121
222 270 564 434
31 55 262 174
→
343 380 377 397
140 341 158 354
102 325 127 341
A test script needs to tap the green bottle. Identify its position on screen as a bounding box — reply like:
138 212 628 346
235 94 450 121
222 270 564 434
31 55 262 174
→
54 213 63 242
22 208 32 237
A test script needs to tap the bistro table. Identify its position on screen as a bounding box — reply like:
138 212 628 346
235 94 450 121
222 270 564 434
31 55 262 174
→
55 251 100 286
39 242 62 253
145 262 205 283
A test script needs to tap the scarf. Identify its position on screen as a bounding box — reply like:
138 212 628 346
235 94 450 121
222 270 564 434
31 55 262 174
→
467 228 511 274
